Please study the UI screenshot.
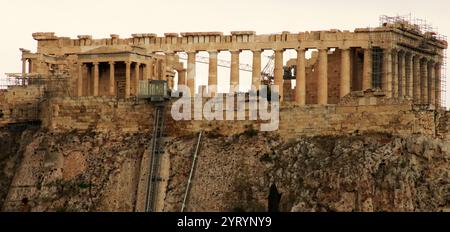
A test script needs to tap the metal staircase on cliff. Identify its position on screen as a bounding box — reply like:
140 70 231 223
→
145 103 166 212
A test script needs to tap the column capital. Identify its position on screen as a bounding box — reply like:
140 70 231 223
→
230 49 241 54
273 48 285 53
207 50 218 56
252 49 263 54
92 61 99 65
108 61 115 65
186 51 197 55
125 61 132 65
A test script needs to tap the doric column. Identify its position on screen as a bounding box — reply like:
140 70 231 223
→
295 48 306 105
93 62 99 97
165 53 175 83
134 63 140 96
143 63 148 80
435 63 442 107
148 59 154 80
406 53 413 98
383 49 393 97
208 51 218 96
413 55 421 103
125 61 131 98
362 49 372 90
398 51 406 98
178 69 187 86
428 61 435 106
252 50 262 90
230 50 240 93
340 48 351 98
187 52 197 95
274 49 284 101
21 59 27 81
420 58 428 104
28 60 33 73
318 48 328 105
77 63 83 97
109 62 115 96
391 50 398 98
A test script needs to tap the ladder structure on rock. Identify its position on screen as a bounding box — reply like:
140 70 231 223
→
145 104 166 212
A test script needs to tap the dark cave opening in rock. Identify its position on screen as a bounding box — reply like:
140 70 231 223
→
268 183 282 212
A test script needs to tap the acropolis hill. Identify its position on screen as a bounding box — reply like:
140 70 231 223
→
1 16 450 212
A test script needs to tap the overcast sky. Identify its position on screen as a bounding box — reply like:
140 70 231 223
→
1 0 449 103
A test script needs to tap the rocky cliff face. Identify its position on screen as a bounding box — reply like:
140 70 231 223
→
0 124 40 208
1 125 449 212
0 126 151 212
165 130 450 212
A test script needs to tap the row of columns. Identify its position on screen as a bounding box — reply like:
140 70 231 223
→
181 50 268 97
78 48 440 107
384 49 441 106
180 47 367 105
77 60 158 98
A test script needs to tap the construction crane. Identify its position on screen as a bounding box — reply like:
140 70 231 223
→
177 53 253 72
178 52 276 84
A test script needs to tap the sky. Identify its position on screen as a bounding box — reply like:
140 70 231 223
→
0 0 449 103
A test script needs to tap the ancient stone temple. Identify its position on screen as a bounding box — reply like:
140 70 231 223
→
17 18 447 108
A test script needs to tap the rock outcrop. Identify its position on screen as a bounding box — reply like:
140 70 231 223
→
1 125 449 212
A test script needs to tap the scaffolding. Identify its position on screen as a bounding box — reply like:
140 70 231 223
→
441 43 448 108
5 69 72 98
379 14 448 107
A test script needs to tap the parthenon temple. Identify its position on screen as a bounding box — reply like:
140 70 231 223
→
17 17 447 108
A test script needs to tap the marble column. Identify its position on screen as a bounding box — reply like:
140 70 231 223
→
208 51 218 96
428 61 435 106
187 52 196 95
93 62 99 97
125 61 131 98
296 48 306 105
435 63 442 107
78 63 83 97
399 51 406 98
143 63 148 80
413 55 421 103
252 50 262 90
21 59 27 82
391 51 398 98
340 48 351 98
274 49 284 101
230 50 240 93
148 59 154 80
109 62 115 96
134 63 140 96
383 49 393 98
362 49 372 90
421 58 428 104
406 54 413 98
178 69 187 86
318 48 328 105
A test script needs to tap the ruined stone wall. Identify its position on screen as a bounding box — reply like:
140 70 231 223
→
0 85 44 127
39 95 439 140
40 97 155 133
